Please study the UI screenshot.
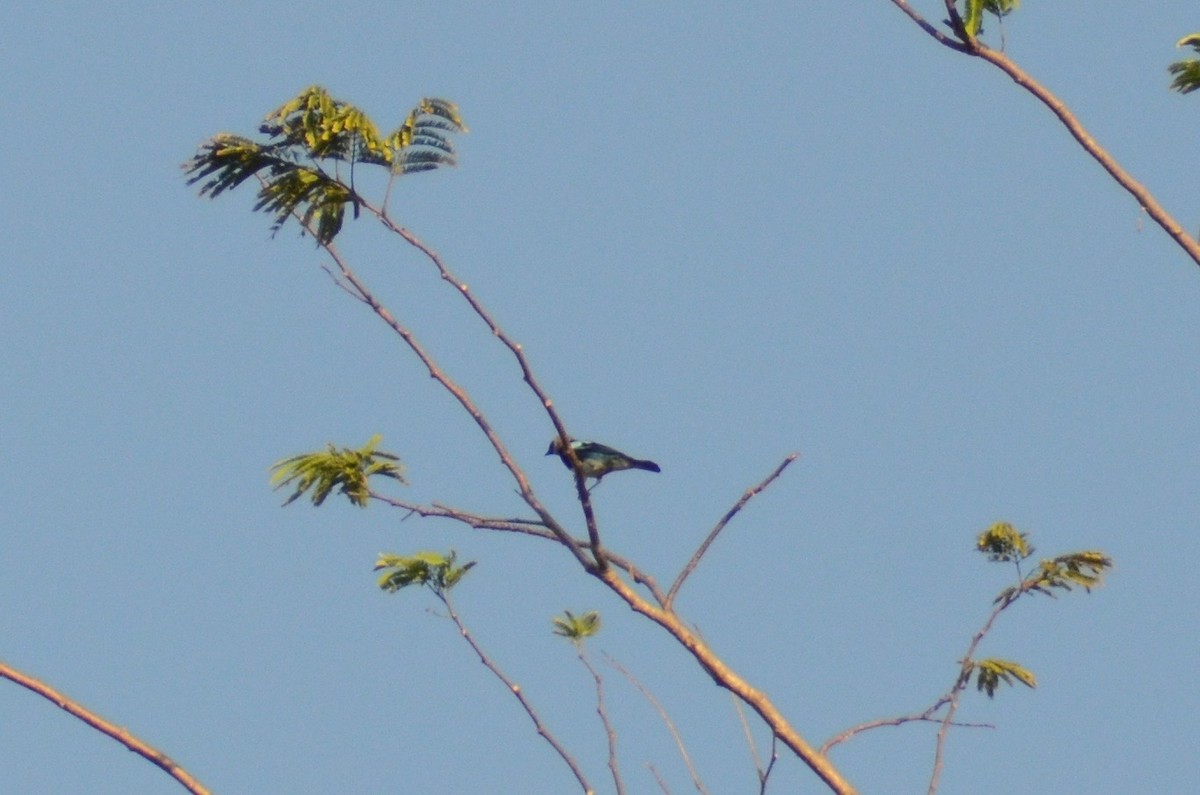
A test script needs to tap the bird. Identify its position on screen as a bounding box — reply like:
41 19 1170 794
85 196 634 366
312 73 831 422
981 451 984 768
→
546 438 661 488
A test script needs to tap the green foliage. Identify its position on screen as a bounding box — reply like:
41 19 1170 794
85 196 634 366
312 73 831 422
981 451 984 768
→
183 86 467 243
269 434 405 508
552 610 602 644
995 550 1113 604
976 521 1032 563
1169 34 1200 94
375 550 476 594
972 658 1037 698
960 0 1020 38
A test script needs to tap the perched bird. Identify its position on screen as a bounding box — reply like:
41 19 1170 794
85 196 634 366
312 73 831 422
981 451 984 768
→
546 438 661 488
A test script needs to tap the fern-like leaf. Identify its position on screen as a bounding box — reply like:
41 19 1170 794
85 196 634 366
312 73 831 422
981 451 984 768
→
974 658 1037 698
185 86 466 243
269 434 405 508
1169 37 1200 95
552 610 602 644
375 550 476 594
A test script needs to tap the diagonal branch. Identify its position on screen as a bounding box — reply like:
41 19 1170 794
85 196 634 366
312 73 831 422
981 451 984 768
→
578 649 625 795
0 660 211 795
887 0 1200 271
819 694 992 755
368 491 668 605
605 654 708 795
280 193 595 572
666 454 798 609
437 593 593 794
598 570 857 794
361 199 609 564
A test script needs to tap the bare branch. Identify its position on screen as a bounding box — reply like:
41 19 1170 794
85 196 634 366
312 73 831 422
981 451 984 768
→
282 197 595 572
819 695 993 755
578 649 625 795
367 492 669 605
731 695 765 783
598 570 856 794
436 594 593 794
361 200 609 562
759 734 779 795
886 0 970 51
666 454 798 609
648 763 673 795
605 654 709 795
0 660 212 795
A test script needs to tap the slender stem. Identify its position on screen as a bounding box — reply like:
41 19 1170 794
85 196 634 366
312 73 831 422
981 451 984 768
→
578 649 625 795
362 201 607 560
759 735 779 795
605 654 708 795
666 454 797 609
598 577 857 795
438 593 594 794
0 660 211 795
367 492 668 604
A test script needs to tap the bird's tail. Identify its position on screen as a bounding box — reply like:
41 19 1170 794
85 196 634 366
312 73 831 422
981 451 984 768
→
631 459 661 473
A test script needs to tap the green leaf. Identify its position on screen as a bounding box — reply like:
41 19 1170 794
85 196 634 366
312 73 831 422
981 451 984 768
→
974 658 1037 698
185 86 467 243
976 522 1033 563
552 610 602 644
269 434 405 508
375 550 476 595
959 0 1019 38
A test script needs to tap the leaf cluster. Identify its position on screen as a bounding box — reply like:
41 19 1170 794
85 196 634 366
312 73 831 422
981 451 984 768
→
552 610 602 644
976 521 1032 563
970 658 1037 698
959 0 1020 39
183 86 466 243
1169 34 1200 95
995 550 1113 604
375 550 476 595
269 434 405 508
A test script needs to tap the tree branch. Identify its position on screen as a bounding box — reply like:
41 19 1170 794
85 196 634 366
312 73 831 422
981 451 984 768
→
0 660 211 795
666 454 797 609
888 0 1200 271
605 654 708 795
598 571 857 794
367 492 669 605
437 594 594 794
578 649 625 795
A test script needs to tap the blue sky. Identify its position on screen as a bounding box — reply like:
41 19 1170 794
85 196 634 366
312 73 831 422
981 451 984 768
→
3 2 1199 793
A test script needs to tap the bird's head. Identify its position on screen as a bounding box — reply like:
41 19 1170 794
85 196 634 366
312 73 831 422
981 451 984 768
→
546 437 574 456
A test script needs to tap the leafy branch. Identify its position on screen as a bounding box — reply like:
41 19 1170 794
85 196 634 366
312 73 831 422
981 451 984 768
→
377 553 594 793
820 522 1111 795
269 434 405 507
887 1 1200 270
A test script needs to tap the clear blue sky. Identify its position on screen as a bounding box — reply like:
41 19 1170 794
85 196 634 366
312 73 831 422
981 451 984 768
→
4 3 1198 793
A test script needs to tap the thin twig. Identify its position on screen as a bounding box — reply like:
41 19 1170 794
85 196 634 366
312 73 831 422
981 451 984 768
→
927 588 1015 795
666 454 797 609
731 694 764 782
759 734 779 795
605 654 709 795
283 198 594 572
0 660 211 795
648 763 673 795
819 695 993 755
437 593 594 794
888 0 1200 271
361 199 608 564
578 649 625 795
367 492 669 605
